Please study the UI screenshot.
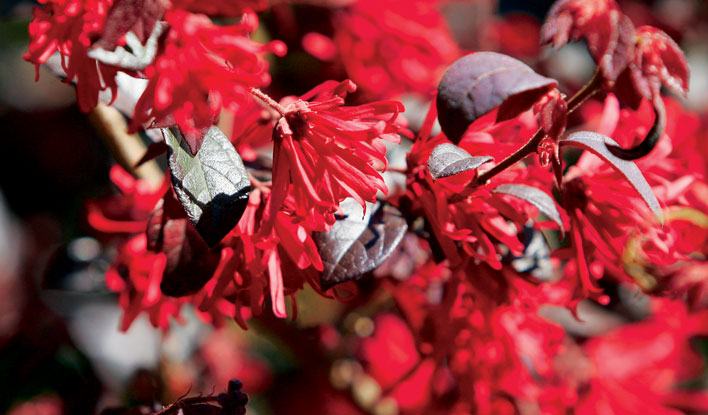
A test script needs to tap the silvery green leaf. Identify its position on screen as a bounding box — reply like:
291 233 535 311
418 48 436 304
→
428 142 493 180
561 131 663 222
88 22 165 71
164 126 250 246
494 183 565 236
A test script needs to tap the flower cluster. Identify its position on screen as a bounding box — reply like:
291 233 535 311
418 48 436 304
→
25 0 285 147
23 0 708 413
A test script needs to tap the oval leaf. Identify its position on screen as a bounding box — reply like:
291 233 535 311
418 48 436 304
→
164 126 250 247
147 192 217 297
560 131 662 222
437 52 557 143
314 200 408 290
493 183 565 236
428 142 493 181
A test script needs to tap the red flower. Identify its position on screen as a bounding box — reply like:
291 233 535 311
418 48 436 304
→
358 313 437 413
405 104 553 269
229 97 278 162
171 0 269 17
557 94 703 306
263 80 405 232
574 300 708 414
131 10 285 149
199 187 324 321
24 0 120 112
107 233 182 331
86 166 166 234
333 0 460 98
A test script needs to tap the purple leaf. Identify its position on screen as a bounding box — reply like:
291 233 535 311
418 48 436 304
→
437 52 557 143
428 143 493 181
314 200 408 290
560 131 663 221
493 184 565 236
606 96 666 160
146 191 217 297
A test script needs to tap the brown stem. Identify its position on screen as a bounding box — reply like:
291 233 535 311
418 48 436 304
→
474 68 604 185
88 103 164 189
567 68 603 114
251 88 286 115
157 396 219 415
475 128 545 185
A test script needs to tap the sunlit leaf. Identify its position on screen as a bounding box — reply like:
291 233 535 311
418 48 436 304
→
494 183 565 236
427 142 493 181
561 131 662 221
88 22 165 71
164 126 250 247
437 52 557 142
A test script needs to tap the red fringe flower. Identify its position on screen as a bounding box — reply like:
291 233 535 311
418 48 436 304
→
24 0 120 112
263 79 406 232
131 10 285 142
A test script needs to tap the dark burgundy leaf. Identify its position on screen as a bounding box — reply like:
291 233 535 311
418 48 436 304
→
164 126 250 247
606 96 666 160
540 0 574 49
98 0 167 50
315 200 408 290
135 140 168 168
614 67 646 110
493 184 565 236
427 142 493 181
147 191 216 297
437 52 557 143
560 131 662 221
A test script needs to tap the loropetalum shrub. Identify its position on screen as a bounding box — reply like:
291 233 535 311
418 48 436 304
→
24 0 708 413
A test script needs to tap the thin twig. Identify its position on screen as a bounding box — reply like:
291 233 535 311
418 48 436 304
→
474 68 604 185
88 103 164 188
